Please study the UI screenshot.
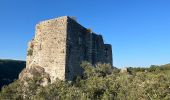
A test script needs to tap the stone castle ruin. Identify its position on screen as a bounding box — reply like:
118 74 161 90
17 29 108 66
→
19 16 112 85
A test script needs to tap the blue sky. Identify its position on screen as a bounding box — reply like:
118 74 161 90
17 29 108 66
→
0 0 170 68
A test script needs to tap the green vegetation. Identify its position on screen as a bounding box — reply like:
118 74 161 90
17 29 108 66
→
87 28 92 33
27 49 33 56
0 62 170 100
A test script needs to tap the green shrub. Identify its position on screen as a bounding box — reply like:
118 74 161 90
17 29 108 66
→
1 62 170 99
86 28 92 33
27 49 33 56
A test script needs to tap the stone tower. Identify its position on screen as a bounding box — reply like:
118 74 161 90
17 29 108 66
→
19 16 112 84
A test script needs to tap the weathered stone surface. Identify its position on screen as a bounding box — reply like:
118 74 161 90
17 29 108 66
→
19 16 113 84
120 68 128 73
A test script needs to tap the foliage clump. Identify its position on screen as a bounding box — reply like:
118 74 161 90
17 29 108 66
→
27 49 33 56
86 28 92 33
0 62 170 100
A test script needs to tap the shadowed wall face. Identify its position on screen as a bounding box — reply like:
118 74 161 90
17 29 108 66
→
104 44 113 65
66 17 92 80
66 17 112 80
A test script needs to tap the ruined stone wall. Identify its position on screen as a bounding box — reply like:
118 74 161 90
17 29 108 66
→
26 16 68 82
90 33 113 65
20 16 113 83
65 17 92 80
91 34 105 64
104 44 113 65
65 17 112 80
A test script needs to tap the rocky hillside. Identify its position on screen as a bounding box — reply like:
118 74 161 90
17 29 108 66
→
0 59 25 88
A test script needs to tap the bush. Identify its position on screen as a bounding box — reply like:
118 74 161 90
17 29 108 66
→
0 62 170 100
27 49 33 56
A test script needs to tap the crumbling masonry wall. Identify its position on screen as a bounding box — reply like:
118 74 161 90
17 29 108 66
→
25 17 68 83
65 17 112 80
20 16 112 84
